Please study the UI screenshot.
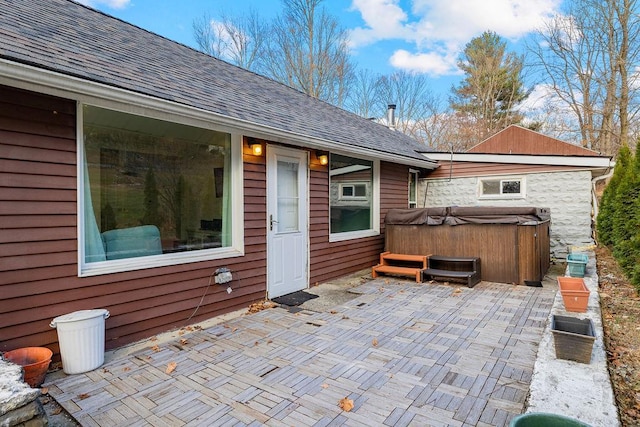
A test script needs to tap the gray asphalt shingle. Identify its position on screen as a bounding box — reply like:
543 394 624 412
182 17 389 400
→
0 0 434 164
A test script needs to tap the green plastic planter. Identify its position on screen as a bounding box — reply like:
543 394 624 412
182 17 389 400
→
510 412 591 427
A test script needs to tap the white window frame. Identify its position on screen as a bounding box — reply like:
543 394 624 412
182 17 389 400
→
409 169 419 208
329 158 380 242
77 101 245 277
477 176 526 200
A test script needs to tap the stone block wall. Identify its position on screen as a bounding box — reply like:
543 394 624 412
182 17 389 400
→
0 361 47 426
420 170 594 259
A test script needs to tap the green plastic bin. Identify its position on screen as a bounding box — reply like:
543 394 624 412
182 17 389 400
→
567 253 588 277
510 412 591 427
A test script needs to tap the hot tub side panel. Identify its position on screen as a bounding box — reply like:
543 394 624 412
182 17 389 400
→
385 223 519 284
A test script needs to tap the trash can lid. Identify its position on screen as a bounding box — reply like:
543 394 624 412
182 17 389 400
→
50 309 110 327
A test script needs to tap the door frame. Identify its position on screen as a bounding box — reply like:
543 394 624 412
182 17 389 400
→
266 145 310 298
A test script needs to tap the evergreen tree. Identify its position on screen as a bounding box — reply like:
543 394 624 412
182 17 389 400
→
450 31 529 139
612 143 640 274
597 144 632 245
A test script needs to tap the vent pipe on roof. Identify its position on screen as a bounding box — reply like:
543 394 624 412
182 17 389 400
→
387 104 396 130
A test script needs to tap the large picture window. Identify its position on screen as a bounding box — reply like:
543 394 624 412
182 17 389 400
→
330 154 377 237
81 105 235 273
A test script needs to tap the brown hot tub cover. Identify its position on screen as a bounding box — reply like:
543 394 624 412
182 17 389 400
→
384 207 448 225
385 206 550 226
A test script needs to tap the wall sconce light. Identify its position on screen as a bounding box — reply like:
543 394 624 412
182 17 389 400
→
316 151 328 165
249 139 263 156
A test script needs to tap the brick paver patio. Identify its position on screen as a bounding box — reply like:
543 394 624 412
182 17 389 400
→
45 279 555 426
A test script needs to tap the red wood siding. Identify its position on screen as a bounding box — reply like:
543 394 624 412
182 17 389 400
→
468 125 600 156
309 161 409 284
0 85 413 359
426 161 586 179
0 86 268 358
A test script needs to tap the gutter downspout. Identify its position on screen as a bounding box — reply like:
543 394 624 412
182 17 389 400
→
591 166 614 242
592 167 614 219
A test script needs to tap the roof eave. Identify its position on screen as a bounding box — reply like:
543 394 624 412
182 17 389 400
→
0 58 436 170
422 152 613 169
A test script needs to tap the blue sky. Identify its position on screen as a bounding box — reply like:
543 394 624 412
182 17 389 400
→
78 0 565 98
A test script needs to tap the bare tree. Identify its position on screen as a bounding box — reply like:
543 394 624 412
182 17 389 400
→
528 0 640 155
192 9 267 71
344 69 381 119
264 0 354 106
375 71 434 137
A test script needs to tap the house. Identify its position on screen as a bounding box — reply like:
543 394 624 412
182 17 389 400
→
420 125 613 259
0 0 437 357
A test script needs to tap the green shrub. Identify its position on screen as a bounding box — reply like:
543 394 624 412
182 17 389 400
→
612 143 640 276
597 144 631 246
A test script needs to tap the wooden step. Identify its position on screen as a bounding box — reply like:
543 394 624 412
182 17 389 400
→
379 252 429 268
372 264 424 283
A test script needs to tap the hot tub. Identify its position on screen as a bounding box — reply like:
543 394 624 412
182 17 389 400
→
384 206 551 285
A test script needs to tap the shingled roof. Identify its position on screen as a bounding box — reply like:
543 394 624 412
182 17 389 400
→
0 0 435 166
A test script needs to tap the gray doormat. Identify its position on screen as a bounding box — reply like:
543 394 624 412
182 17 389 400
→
272 290 319 306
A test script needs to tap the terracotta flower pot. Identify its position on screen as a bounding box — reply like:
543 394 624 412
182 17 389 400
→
3 347 53 388
558 277 590 313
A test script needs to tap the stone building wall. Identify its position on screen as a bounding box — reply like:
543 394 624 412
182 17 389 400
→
420 170 594 259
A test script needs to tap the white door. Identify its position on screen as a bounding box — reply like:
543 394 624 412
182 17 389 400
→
266 146 309 298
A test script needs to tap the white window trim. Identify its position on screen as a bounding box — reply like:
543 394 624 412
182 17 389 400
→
409 169 419 208
77 102 245 277
329 159 380 242
477 176 526 200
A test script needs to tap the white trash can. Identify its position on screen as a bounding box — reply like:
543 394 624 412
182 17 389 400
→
50 309 110 374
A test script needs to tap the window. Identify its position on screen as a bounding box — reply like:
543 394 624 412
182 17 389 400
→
478 177 525 199
329 154 379 239
408 170 419 208
80 104 239 275
340 183 368 200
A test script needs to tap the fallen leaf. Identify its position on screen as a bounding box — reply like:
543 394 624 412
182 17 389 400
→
40 387 49 394
165 362 177 374
178 330 185 336
342 315 350 320
151 345 160 352
452 288 463 296
150 336 158 341
254 341 259 346
78 393 90 400
223 324 230 329
267 340 273 344
330 310 338 314
51 407 62 415
185 326 194 331
123 366 131 372
372 338 378 347
232 327 238 332
180 338 188 345
321 383 329 389
339 397 354 412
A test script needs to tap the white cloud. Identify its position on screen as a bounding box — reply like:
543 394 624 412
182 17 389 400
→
349 0 561 75
389 49 458 76
75 0 131 9
349 0 411 46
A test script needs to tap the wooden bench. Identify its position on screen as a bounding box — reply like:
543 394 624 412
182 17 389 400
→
372 252 429 283
422 255 481 288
